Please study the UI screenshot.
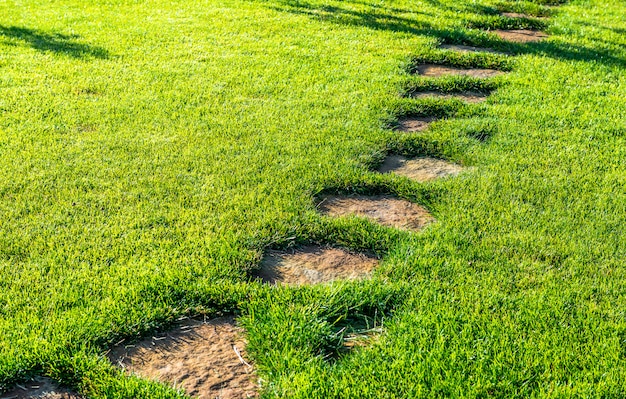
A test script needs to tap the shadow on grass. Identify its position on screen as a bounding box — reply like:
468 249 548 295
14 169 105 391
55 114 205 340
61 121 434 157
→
0 25 109 59
263 0 626 68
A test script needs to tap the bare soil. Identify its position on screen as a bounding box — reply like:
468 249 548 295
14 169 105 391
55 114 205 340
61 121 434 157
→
494 29 548 43
379 155 463 182
411 91 489 103
415 64 503 78
109 317 258 399
501 12 547 19
501 12 532 18
254 246 379 285
318 195 434 231
396 116 437 132
0 377 81 399
439 44 501 54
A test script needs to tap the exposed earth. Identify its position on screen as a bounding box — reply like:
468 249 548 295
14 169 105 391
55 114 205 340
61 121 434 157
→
109 317 258 399
254 246 379 285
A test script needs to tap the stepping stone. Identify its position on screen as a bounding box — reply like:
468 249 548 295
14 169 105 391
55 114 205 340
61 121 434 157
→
379 155 463 182
0 377 81 399
494 29 548 43
396 116 437 132
501 12 546 19
318 195 434 231
501 12 531 18
412 91 489 103
255 246 379 285
439 44 502 54
109 317 258 399
415 64 504 78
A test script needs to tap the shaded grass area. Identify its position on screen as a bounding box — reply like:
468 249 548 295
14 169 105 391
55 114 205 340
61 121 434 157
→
0 25 109 59
1 0 626 397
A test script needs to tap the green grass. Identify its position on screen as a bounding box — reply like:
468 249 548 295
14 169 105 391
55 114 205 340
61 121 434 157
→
1 0 626 397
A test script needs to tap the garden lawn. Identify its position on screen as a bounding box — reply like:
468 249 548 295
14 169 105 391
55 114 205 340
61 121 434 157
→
1 0 626 397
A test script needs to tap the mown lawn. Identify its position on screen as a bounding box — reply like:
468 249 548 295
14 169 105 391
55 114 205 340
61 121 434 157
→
1 0 625 397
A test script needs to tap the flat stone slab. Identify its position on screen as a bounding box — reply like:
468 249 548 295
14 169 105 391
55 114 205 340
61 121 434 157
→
318 195 434 231
255 246 379 285
0 377 81 399
109 317 258 399
501 12 545 19
415 64 504 78
494 29 548 43
439 44 502 54
379 155 463 182
412 91 489 103
396 116 437 132
501 12 526 18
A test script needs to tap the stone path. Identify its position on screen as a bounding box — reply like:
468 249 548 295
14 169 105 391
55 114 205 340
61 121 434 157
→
94 8 557 399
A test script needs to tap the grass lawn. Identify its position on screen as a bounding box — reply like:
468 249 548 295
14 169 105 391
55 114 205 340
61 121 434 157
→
1 0 626 397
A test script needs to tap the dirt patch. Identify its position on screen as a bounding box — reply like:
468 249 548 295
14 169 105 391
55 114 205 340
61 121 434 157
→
254 246 379 285
318 195 434 231
396 116 437 132
415 64 503 78
379 155 463 182
501 12 546 19
494 29 548 43
439 44 502 54
109 317 258 399
412 91 489 103
501 12 529 18
0 377 81 399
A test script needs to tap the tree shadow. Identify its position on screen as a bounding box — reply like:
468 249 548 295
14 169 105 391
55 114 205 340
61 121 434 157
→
0 25 109 59
264 0 626 69
267 0 452 35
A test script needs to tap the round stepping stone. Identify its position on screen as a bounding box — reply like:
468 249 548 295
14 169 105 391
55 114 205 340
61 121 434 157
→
501 12 528 18
415 64 504 78
439 44 502 54
379 155 463 182
396 116 437 132
109 317 258 399
255 246 379 285
318 195 434 231
501 12 546 19
494 29 548 43
0 377 81 399
412 91 489 103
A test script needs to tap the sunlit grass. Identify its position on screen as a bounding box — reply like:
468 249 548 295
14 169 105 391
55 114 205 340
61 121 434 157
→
1 0 625 397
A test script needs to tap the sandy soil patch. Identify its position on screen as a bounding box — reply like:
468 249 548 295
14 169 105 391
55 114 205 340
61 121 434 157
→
439 44 502 54
396 116 437 132
254 246 379 285
0 377 81 399
318 195 434 231
494 29 548 43
109 317 258 399
415 64 503 78
501 12 546 19
501 12 528 18
379 155 463 182
412 91 489 103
